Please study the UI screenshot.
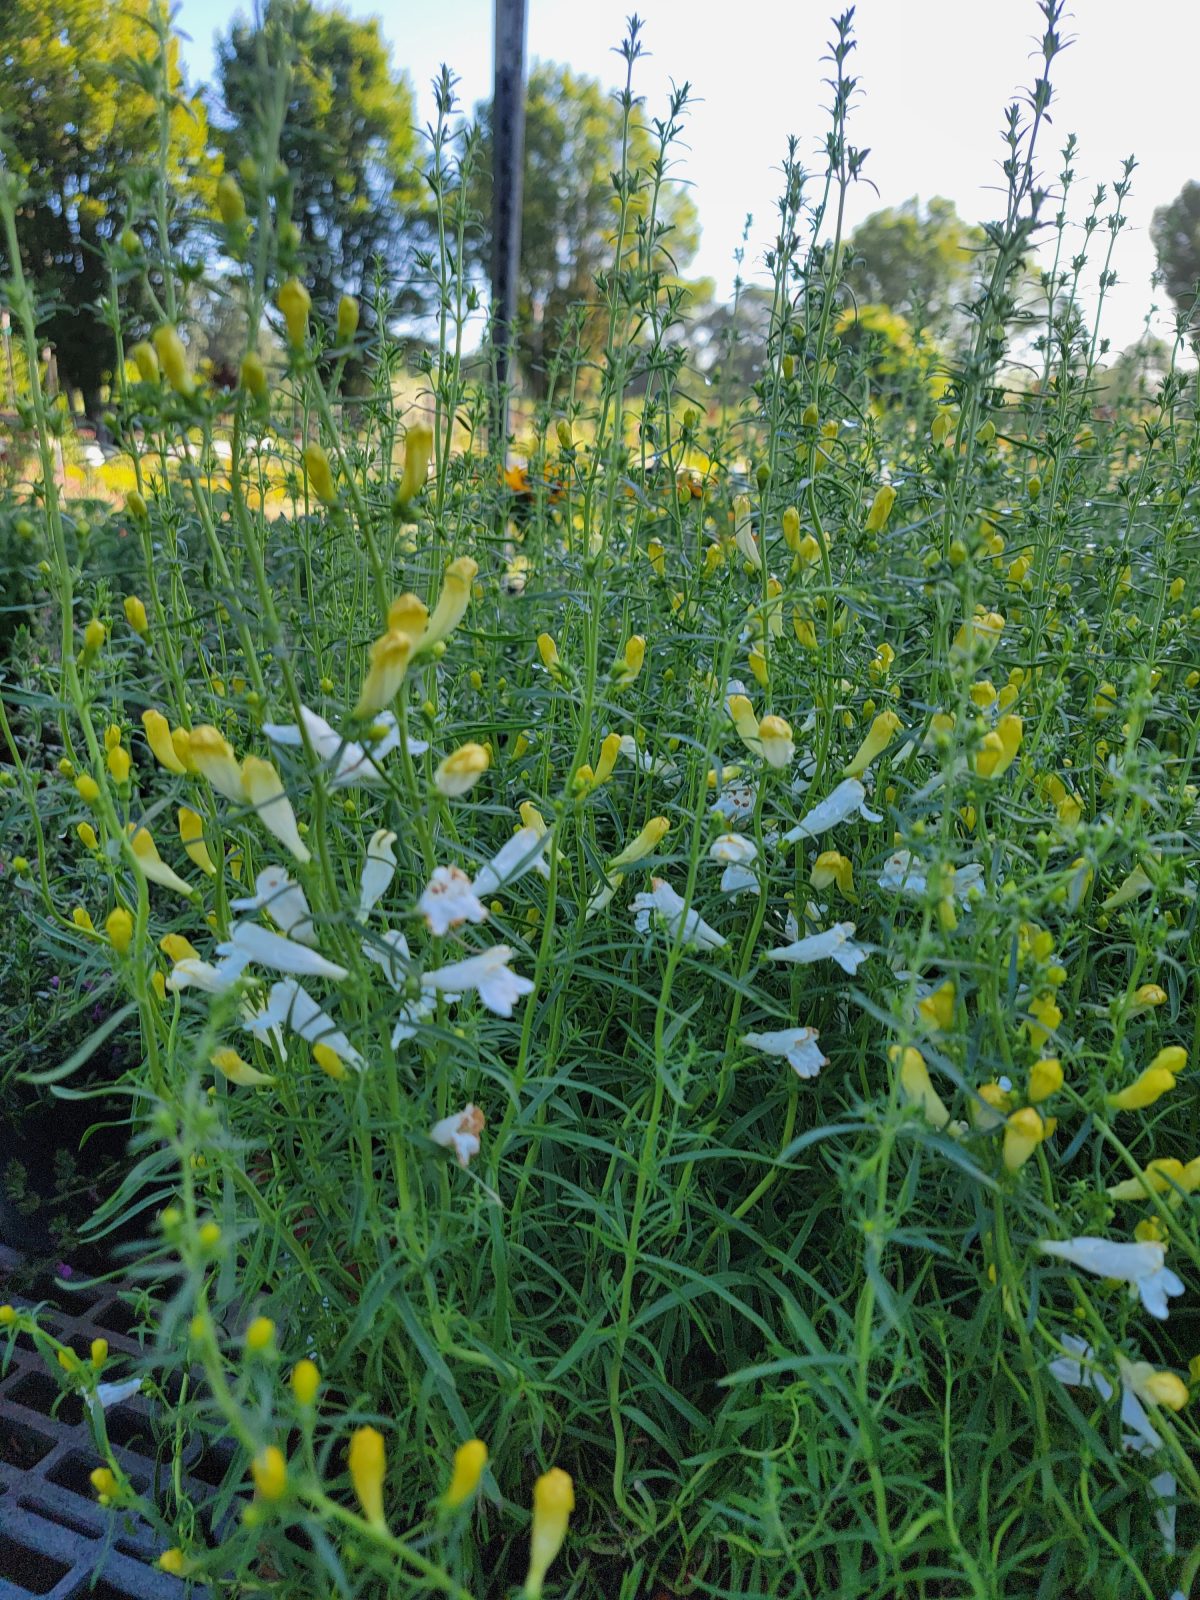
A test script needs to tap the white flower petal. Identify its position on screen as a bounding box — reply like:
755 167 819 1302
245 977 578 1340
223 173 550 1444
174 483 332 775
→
360 829 398 917
471 827 549 899
242 979 363 1067
421 945 534 1017
430 1104 485 1167
221 922 348 981
765 921 868 974
1038 1238 1184 1321
231 866 316 946
629 877 726 952
418 865 489 935
166 953 249 994
742 1026 828 1079
361 927 411 990
95 1377 143 1409
264 705 427 787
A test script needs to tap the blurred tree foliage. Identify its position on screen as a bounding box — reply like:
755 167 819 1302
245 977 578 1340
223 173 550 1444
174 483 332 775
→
843 195 983 336
1151 181 1200 332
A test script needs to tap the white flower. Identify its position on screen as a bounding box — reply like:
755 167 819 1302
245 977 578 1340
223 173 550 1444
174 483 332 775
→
421 945 534 1017
166 953 249 994
618 734 675 777
360 829 397 917
877 851 984 905
781 777 881 843
710 779 757 823
630 876 726 952
264 704 427 786
391 997 436 1047
430 1104 485 1168
361 927 411 989
242 979 364 1068
419 866 488 935
1038 1238 1185 1321
94 1377 143 1409
710 833 758 896
471 826 550 898
586 874 622 919
219 922 348 981
232 866 316 946
765 921 869 975
742 1026 828 1079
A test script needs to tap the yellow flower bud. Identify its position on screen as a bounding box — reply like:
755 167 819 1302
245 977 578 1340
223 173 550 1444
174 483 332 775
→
90 1337 108 1368
251 1444 288 1501
614 634 645 686
157 1549 187 1576
353 628 413 718
152 325 193 396
348 1425 387 1528
781 505 802 550
217 174 246 227
107 745 131 784
106 907 133 956
241 352 268 398
77 821 98 850
443 1438 488 1509
245 1316 276 1355
75 773 101 806
303 443 337 505
646 537 666 578
918 981 955 1032
891 1044 951 1128
123 595 148 634
421 556 477 650
277 278 311 346
524 1467 574 1600
72 906 95 933
126 490 148 520
81 618 106 660
608 817 670 871
336 295 360 340
313 1042 346 1081
291 1359 320 1407
128 340 159 384
90 1467 119 1501
398 424 433 507
211 1047 273 1087
864 484 896 533
950 611 1004 664
593 732 622 786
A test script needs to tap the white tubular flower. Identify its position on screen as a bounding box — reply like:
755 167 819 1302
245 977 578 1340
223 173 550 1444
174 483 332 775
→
585 873 623 920
710 779 757 823
264 704 427 786
94 1377 143 1410
421 945 534 1017
710 833 758 896
220 923 348 982
240 756 310 864
430 1104 485 1168
472 827 550 898
878 851 983 905
361 927 411 990
391 997 436 1047
781 777 882 843
765 921 868 975
618 735 676 777
360 829 398 917
419 866 488 935
166 953 249 994
232 866 316 946
630 876 726 952
1038 1238 1185 1321
742 1026 828 1079
242 979 364 1068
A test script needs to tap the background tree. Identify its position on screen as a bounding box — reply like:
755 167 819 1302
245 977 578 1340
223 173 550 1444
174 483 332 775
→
1150 181 1200 332
842 196 983 336
471 62 702 394
0 0 211 417
216 0 423 348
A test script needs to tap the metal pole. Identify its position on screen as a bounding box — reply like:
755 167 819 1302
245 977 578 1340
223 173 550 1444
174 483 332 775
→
490 0 528 451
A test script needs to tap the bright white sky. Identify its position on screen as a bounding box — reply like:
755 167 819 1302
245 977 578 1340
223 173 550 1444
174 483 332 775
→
176 0 1200 355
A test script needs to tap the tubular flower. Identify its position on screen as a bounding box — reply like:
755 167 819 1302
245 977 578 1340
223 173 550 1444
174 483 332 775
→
220 923 347 982
243 980 365 1069
727 693 762 754
975 714 1023 779
810 850 855 899
1107 1159 1187 1202
608 817 670 872
435 743 490 798
106 908 133 956
397 423 433 508
107 745 131 784
1108 1049 1185 1112
757 715 795 768
613 635 646 687
524 1468 575 1600
1037 1237 1184 1321
353 627 413 719
421 556 477 651
892 1045 951 1129
348 1426 387 1529
128 340 159 384
130 828 193 898
765 921 868 975
430 1104 486 1167
472 827 551 898
537 633 562 681
631 877 726 952
950 610 1005 664
1102 862 1155 911
387 593 429 647
782 778 881 843
844 710 902 778
742 1026 828 1079
160 933 200 965
918 981 955 1032
646 537 666 578
152 324 192 395
444 1439 488 1509
360 829 398 917
143 710 187 775
277 278 311 346
188 726 243 801
336 294 359 341
303 443 337 506
592 732 623 787
241 757 311 863
178 808 217 875
233 867 316 945
864 483 896 533
419 866 488 935
421 946 534 1017
710 832 758 896
1028 1057 1064 1103
251 1445 288 1501
211 1047 273 1087
291 1359 320 1407
1121 1360 1189 1413
123 596 148 635
1127 983 1167 1016
1003 1106 1048 1171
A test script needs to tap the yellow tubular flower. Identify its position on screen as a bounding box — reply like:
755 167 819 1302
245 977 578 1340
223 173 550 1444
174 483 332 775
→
1107 1059 1181 1112
844 709 902 778
1134 1368 1189 1411
608 817 670 871
1002 1106 1047 1170
593 732 622 787
123 596 148 635
892 1044 951 1128
337 294 359 341
918 981 955 1032
421 556 478 651
313 1043 347 1081
291 1359 320 1407
107 746 131 784
524 1468 575 1600
277 278 311 346
865 483 896 533
757 714 794 768
1107 1158 1186 1202
303 443 337 506
1128 983 1167 1015
443 1439 488 1510
211 1047 273 1087
171 727 197 772
72 906 95 933
975 713 1022 779
241 757 311 864
91 1337 108 1367
75 773 100 807
106 907 133 956
810 851 855 898
130 828 194 898
387 593 429 645
727 693 761 753
646 538 666 578
216 174 246 226
188 726 244 801
251 1445 288 1501
537 633 562 680
245 1316 275 1355
435 742 490 798
348 1426 387 1529
241 352 267 398
77 822 98 851
152 325 192 396
178 808 217 875
1028 1057 1063 1103
354 628 413 719
519 801 549 835
781 506 802 550
160 933 200 965
128 340 159 384
398 424 433 506
613 635 645 686
951 610 1005 664
748 646 769 687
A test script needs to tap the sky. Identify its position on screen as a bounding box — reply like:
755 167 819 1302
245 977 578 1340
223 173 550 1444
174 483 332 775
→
174 0 1200 355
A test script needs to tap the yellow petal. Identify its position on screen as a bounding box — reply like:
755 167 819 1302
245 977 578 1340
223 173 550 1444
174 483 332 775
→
241 757 311 863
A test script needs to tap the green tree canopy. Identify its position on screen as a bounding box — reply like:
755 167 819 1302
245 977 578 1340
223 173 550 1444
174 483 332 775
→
0 0 211 414
216 0 423 341
1150 181 1200 331
843 196 983 335
471 62 702 393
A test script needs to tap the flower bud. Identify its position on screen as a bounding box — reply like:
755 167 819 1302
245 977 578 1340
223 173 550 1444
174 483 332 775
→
291 1359 320 1407
241 352 268 399
303 443 337 506
123 595 148 635
277 278 311 347
251 1444 288 1501
216 174 246 227
348 1425 387 1528
524 1467 574 1599
443 1438 487 1509
106 907 133 956
152 325 193 396
337 295 359 341
129 341 159 384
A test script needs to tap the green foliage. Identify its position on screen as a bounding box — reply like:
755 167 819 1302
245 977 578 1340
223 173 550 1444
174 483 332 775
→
1151 180 1200 331
844 195 984 334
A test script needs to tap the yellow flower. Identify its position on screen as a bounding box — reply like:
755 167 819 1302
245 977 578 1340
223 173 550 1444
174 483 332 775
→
90 1466 118 1503
608 817 670 871
72 906 95 933
80 618 106 662
537 633 562 681
241 756 311 864
421 556 478 650
646 538 666 578
524 1467 575 1600
354 627 413 718
211 1047 273 1087
291 1359 320 1407
157 1549 186 1576
107 745 131 784
1028 1057 1063 1103
1107 1158 1186 1201
245 1316 275 1355
1128 983 1167 1015
313 1042 346 1081
865 484 896 533
613 635 645 686
277 278 311 346
130 828 194 898
152 325 192 395
1026 993 1061 1047
387 592 429 644
974 714 1022 779
188 726 243 801
397 423 433 507
123 595 148 635
1123 1361 1189 1412
727 693 761 753
161 933 201 965
748 645 768 687
757 714 794 768
810 851 855 898
303 443 337 506
1092 681 1119 717
128 340 159 384
593 732 622 787
950 610 1004 664
217 173 246 226
106 907 133 956
178 808 216 875
91 1337 108 1367
844 710 902 778
337 294 359 341
443 1439 488 1509
918 981 955 1032
435 742 490 798
868 642 895 680
1108 1049 1184 1111
793 612 818 650
891 1044 951 1128
251 1444 288 1501
77 822 98 850
241 352 268 398
1002 1106 1046 1171
348 1425 387 1529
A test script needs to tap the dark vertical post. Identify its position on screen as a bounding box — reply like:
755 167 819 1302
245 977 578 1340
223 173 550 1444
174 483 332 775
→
490 0 528 450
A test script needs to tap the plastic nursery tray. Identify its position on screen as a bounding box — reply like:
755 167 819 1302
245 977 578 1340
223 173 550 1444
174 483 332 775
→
0 1260 228 1600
